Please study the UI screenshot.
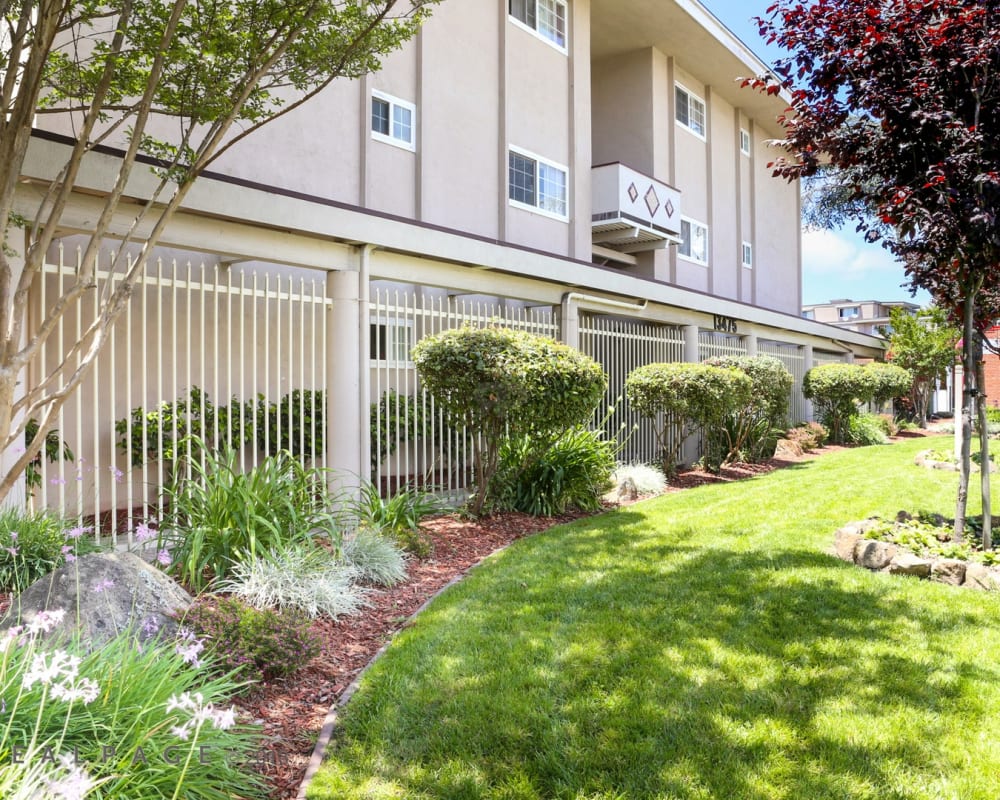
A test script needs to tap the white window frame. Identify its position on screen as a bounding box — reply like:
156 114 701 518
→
369 318 415 365
741 241 753 268
678 217 709 265
675 83 706 140
740 128 751 156
509 0 568 53
370 90 416 152
508 146 569 222
802 309 815 320
839 306 861 320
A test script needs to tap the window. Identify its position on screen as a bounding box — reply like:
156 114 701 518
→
802 309 815 320
679 217 708 264
838 306 861 320
371 91 415 150
508 148 568 219
370 321 413 363
741 241 753 268
510 0 567 49
675 84 706 138
740 128 751 156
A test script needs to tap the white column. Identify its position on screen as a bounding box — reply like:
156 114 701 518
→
560 294 580 350
744 333 758 357
802 344 815 421
683 324 700 363
326 266 363 495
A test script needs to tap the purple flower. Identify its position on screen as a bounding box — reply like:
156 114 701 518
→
92 578 114 594
65 525 93 540
134 522 156 543
156 548 171 567
49 477 67 485
4 546 17 557
108 466 124 482
141 616 160 637
60 545 76 563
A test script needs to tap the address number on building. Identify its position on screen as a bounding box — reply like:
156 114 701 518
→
713 315 738 333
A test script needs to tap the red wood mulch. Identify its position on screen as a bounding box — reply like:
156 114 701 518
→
245 435 933 798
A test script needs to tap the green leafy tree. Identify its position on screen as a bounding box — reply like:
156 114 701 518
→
412 326 607 516
883 307 959 426
625 362 752 476
0 0 439 504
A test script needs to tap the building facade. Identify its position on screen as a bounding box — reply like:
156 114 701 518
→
802 299 921 337
15 0 885 538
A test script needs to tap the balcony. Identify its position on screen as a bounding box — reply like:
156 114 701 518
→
591 162 681 264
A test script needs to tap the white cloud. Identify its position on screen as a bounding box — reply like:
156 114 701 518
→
801 229 900 277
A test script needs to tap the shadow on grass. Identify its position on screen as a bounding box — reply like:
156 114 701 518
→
317 515 999 800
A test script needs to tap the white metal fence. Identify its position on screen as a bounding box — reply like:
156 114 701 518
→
698 331 749 361
579 314 684 465
30 246 331 546
758 340 809 425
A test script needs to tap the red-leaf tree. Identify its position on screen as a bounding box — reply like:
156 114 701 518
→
749 0 1000 541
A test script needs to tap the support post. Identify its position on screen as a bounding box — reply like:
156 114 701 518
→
803 344 814 422
683 324 700 364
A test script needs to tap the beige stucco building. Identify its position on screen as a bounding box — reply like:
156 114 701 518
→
15 0 886 531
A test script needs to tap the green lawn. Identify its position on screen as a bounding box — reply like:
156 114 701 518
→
307 436 1000 800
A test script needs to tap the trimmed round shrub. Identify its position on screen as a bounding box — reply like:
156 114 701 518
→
802 362 877 444
625 362 752 475
864 361 913 409
413 327 607 515
703 355 793 466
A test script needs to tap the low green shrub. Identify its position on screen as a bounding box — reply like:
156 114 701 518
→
340 530 408 587
611 464 667 495
865 362 913 408
492 427 615 516
0 510 73 592
845 413 889 446
354 482 440 557
785 421 829 450
987 406 1000 425
181 596 320 685
220 545 368 618
875 413 899 437
0 613 265 799
161 441 337 591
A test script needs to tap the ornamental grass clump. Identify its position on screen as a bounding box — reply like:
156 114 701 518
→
161 439 340 591
0 610 264 799
340 529 408 587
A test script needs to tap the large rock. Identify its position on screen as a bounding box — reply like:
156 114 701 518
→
774 439 803 459
854 539 898 570
888 552 933 578
963 562 1000 591
0 552 192 649
930 558 967 586
834 528 863 562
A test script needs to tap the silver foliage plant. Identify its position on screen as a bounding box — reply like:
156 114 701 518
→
219 546 368 619
611 464 667 495
340 529 409 587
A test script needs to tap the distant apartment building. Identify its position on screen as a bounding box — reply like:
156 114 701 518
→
802 299 921 337
17 0 886 530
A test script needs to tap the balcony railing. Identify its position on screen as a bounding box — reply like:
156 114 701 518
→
591 163 681 259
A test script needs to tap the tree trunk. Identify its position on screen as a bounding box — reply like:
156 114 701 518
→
977 340 992 551
955 294 976 542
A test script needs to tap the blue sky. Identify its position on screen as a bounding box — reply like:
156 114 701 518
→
703 0 931 307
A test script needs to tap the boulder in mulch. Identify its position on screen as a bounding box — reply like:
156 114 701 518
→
963 562 1000 591
0 552 192 649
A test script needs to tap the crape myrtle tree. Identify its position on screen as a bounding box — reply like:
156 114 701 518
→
0 0 440 504
749 0 1000 541
882 306 959 426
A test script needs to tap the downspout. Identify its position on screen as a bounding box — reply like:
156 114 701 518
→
358 244 373 483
